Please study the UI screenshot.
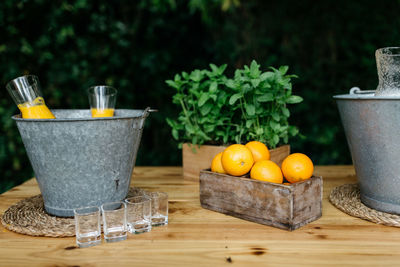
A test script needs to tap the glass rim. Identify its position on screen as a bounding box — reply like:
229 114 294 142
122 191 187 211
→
376 47 400 57
87 85 117 96
147 192 168 199
125 195 151 204
73 205 100 215
101 201 126 212
6 75 40 90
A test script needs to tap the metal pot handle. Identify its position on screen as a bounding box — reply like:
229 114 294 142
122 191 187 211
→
349 87 376 95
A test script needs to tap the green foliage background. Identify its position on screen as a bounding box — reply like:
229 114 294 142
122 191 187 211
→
1 0 399 193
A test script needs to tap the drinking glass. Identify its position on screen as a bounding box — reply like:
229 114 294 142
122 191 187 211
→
6 75 55 119
74 206 101 248
88 85 117 117
101 202 128 243
125 196 152 234
147 192 169 226
375 47 400 96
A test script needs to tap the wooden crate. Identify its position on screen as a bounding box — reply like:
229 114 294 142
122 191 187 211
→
183 144 290 181
199 170 322 231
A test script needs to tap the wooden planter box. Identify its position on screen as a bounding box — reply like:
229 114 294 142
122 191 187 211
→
199 170 322 231
183 144 290 181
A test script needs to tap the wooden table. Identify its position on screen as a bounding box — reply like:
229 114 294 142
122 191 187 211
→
1 166 400 266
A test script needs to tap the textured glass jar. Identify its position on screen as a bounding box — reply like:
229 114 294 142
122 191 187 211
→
375 47 400 96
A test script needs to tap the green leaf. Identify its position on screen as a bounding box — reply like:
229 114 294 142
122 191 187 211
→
289 126 299 136
229 93 242 105
242 84 252 93
270 121 280 131
250 60 261 78
172 129 179 140
185 124 195 134
200 102 213 115
226 79 236 89
165 80 178 89
219 64 227 74
234 69 242 79
197 130 211 141
204 124 215 132
279 66 289 75
281 107 290 117
190 69 203 82
209 82 218 93
271 112 280 121
182 71 189 79
251 78 260 87
217 91 228 105
246 120 253 128
166 118 175 128
210 63 219 73
245 104 255 116
198 93 209 107
257 93 274 102
273 134 280 145
260 72 274 81
286 95 303 104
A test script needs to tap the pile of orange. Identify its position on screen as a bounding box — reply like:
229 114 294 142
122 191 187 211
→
211 141 314 184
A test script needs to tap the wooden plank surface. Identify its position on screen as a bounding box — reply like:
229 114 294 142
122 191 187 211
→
1 166 400 266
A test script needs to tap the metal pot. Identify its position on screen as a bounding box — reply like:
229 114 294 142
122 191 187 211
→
13 108 151 217
335 88 400 214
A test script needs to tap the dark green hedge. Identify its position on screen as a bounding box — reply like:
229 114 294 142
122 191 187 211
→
1 0 399 192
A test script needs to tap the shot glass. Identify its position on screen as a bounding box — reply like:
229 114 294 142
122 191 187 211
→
101 202 128 243
125 196 152 234
74 206 101 248
88 85 117 118
6 75 55 119
147 192 168 226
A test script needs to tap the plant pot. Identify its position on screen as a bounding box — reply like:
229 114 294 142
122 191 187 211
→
13 108 151 217
182 143 290 181
200 169 322 231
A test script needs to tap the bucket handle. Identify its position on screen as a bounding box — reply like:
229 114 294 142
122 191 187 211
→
349 87 376 95
142 107 158 118
139 107 157 129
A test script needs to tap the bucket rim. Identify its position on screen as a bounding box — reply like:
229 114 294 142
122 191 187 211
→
12 108 151 122
333 94 400 100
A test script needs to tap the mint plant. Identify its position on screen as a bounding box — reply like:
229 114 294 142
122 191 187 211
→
166 60 302 149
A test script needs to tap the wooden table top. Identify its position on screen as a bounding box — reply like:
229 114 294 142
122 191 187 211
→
1 166 400 266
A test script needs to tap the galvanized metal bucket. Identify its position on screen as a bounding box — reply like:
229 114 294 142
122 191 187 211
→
13 108 151 217
334 88 400 214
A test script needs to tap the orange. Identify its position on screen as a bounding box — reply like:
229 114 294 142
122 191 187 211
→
245 141 270 162
281 153 314 183
221 144 254 176
250 160 283 184
211 152 226 174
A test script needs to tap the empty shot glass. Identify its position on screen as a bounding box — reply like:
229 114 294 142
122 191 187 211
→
125 196 152 234
6 75 55 119
101 202 128 243
147 192 168 226
88 85 117 118
74 206 101 248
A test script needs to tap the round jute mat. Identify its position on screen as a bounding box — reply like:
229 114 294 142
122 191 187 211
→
1 187 146 237
329 184 400 227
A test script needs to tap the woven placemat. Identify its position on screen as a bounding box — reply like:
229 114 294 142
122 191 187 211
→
329 184 400 227
1 187 146 237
